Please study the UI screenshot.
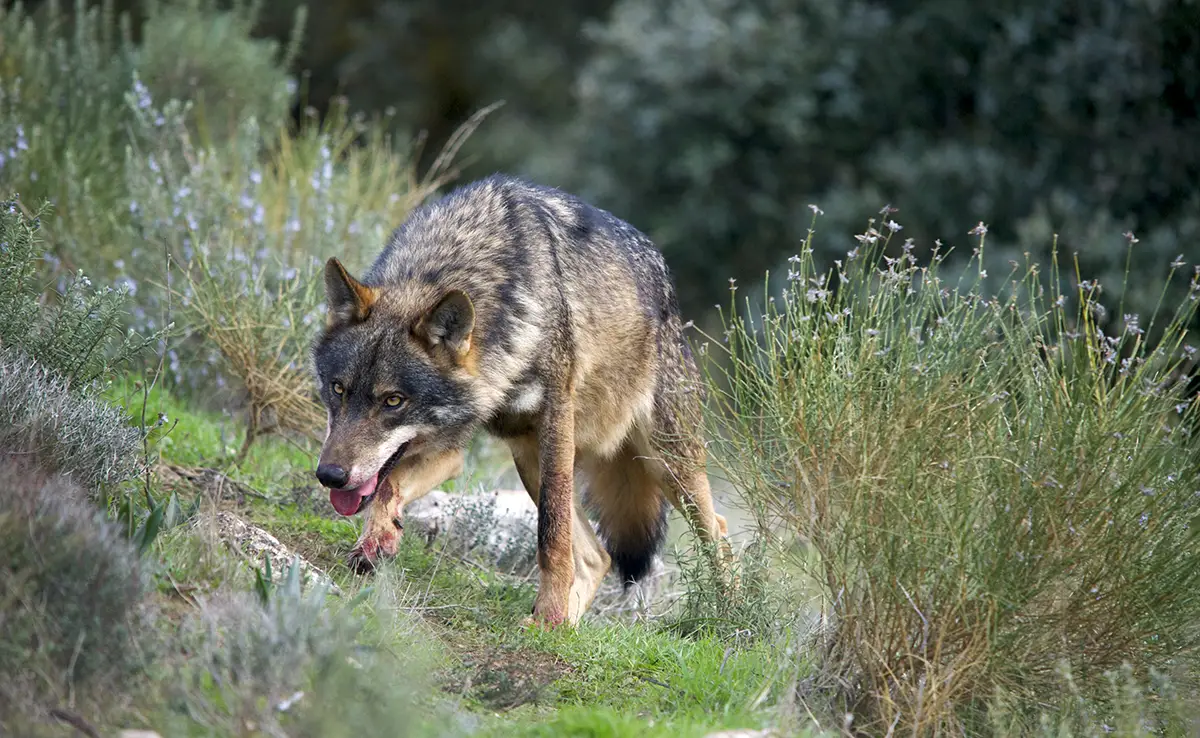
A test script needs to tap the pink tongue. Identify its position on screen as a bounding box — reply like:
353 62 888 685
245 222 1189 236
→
329 475 378 516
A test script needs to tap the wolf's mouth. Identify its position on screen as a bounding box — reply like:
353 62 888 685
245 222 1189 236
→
328 442 410 517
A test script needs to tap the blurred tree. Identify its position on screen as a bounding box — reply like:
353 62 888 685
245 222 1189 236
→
563 0 1200 320
251 0 615 175
11 0 1200 323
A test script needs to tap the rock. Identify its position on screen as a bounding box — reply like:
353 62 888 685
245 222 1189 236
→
405 489 539 573
118 732 163 738
200 511 342 596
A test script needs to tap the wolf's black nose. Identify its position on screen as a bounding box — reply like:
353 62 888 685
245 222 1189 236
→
316 464 349 488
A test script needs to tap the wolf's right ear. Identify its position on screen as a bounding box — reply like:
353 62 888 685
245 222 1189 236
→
324 257 379 328
414 290 475 361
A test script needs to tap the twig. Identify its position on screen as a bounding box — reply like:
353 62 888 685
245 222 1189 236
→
49 709 101 738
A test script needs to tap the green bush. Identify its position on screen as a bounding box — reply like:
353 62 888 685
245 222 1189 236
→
0 196 154 388
137 0 302 142
703 212 1200 733
564 0 1200 325
0 456 150 721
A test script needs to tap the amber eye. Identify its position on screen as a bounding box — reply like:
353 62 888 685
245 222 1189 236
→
384 394 405 408
332 381 344 395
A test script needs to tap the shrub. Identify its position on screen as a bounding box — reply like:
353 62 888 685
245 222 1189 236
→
0 0 137 263
703 212 1200 733
137 0 303 142
0 456 150 721
0 0 303 281
122 87 486 445
565 0 1200 325
669 531 800 643
0 196 155 388
0 347 143 489
162 564 446 737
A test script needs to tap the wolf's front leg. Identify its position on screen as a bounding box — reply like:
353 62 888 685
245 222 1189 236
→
529 394 577 627
349 447 464 574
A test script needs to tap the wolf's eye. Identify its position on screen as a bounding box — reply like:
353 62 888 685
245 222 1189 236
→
332 381 344 395
384 394 405 408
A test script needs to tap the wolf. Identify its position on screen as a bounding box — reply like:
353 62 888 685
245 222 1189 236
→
310 174 730 626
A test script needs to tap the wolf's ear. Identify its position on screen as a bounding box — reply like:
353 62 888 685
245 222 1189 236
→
414 290 475 358
324 257 379 327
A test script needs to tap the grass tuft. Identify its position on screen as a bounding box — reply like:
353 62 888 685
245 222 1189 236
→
161 562 448 737
702 213 1200 733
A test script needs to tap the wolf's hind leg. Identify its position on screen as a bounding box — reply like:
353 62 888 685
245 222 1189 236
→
642 402 734 578
350 447 464 573
579 444 667 592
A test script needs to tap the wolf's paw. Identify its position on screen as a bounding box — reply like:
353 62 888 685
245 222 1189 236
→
522 596 570 629
519 613 567 631
347 532 399 575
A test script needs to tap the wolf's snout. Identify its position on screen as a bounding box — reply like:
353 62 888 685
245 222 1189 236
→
315 463 349 489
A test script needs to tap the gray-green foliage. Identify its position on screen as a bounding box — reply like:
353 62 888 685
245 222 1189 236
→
564 0 1200 322
0 0 302 281
567 0 846 315
0 347 143 489
0 457 150 718
0 196 149 491
703 214 1200 732
0 0 137 260
0 197 154 388
137 0 302 141
165 565 441 737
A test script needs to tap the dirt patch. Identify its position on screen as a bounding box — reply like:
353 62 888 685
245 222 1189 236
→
441 643 574 712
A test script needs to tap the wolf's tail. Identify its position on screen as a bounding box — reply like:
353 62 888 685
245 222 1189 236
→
595 493 670 588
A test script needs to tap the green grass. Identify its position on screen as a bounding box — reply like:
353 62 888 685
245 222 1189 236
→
88 376 788 736
103 373 316 482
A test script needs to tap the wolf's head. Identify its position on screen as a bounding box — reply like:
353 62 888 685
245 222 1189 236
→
311 258 479 516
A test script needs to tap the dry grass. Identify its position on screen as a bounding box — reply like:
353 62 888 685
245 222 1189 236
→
703 215 1200 734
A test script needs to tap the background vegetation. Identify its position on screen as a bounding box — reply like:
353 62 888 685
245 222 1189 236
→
0 1 1198 736
17 0 1195 324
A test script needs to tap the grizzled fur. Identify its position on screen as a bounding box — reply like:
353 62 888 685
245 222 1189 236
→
312 175 728 625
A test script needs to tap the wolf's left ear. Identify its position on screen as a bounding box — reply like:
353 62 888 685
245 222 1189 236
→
324 257 379 327
414 290 475 359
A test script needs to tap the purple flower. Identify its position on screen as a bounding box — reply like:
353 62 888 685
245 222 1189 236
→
133 77 152 110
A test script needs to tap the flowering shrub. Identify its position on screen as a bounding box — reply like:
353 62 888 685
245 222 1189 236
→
703 210 1200 733
113 77 485 451
0 197 155 389
0 1 492 457
0 0 304 281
